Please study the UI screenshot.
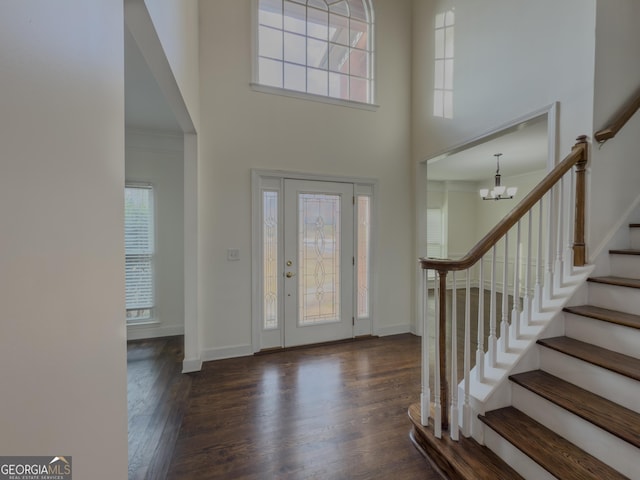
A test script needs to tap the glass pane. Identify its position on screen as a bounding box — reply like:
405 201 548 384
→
444 59 454 90
349 76 367 103
307 38 329 69
433 90 444 117
435 12 445 28
284 32 306 65
284 1 306 34
357 196 370 318
284 62 306 92
445 26 454 58
259 25 283 60
329 13 349 45
349 48 368 78
259 0 283 29
307 7 328 40
298 193 341 325
263 191 278 330
443 90 453 119
435 28 444 59
259 57 283 88
125 186 153 254
329 71 349 99
445 10 455 26
329 44 349 72
329 0 349 16
350 19 368 48
307 67 328 96
308 0 328 10
348 0 367 21
434 59 444 89
126 255 153 309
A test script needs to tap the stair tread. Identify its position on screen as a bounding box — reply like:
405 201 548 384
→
408 404 523 480
629 223 640 228
610 248 640 255
587 276 640 289
563 305 640 330
479 407 628 480
537 336 640 381
510 370 640 448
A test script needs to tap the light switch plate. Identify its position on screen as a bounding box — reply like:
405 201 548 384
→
227 248 240 261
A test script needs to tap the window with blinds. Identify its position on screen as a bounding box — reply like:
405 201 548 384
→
125 185 154 323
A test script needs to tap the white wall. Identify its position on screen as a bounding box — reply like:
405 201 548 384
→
144 0 200 129
0 1 127 478
589 0 640 257
198 0 413 355
126 131 185 339
412 0 596 160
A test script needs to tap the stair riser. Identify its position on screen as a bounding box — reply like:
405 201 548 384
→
564 313 640 359
482 427 556 480
511 384 639 479
609 254 640 278
629 227 640 250
588 282 640 315
539 347 640 414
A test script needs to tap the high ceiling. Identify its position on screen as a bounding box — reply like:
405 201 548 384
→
426 118 548 182
124 25 181 133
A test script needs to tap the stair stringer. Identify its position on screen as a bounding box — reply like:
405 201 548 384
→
459 265 594 445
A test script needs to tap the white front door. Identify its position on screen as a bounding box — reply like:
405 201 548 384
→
282 179 354 347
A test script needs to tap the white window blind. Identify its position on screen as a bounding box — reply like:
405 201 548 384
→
125 185 154 322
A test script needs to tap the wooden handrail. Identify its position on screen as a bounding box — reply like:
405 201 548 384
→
421 135 588 437
421 135 588 273
594 89 640 143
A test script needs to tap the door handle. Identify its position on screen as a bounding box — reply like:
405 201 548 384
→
285 271 296 278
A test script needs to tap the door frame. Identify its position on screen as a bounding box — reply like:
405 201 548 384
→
251 169 378 352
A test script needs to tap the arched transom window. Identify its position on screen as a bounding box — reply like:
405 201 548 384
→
256 0 375 104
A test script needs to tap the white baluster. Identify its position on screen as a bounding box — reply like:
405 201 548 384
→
476 259 485 382
421 268 430 426
433 273 441 439
523 210 533 326
450 271 459 441
535 199 544 313
500 233 510 353
512 221 521 341
463 269 471 437
545 188 555 302
565 169 576 277
555 179 565 290
488 245 498 368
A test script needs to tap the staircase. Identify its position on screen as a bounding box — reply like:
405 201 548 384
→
410 223 640 479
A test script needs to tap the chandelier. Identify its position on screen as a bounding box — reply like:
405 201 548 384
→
479 153 518 200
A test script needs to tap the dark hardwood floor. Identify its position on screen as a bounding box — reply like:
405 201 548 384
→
127 334 440 479
128 336 192 480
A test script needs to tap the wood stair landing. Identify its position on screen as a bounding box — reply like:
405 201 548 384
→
563 305 640 330
537 336 640 382
478 407 628 480
407 403 523 480
510 370 640 448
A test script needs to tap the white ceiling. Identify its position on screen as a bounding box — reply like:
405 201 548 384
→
124 26 182 133
427 118 548 181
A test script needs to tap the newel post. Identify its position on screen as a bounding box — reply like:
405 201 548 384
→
437 269 449 430
573 135 588 266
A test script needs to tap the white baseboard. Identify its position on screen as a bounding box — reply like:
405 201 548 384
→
201 344 253 362
375 324 411 337
182 357 203 373
127 324 184 340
